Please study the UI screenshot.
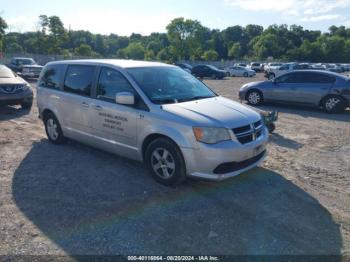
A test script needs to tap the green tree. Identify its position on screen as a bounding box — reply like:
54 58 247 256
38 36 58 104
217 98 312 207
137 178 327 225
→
75 44 93 56
228 43 241 59
47 16 67 54
166 17 204 60
202 49 218 61
0 16 8 52
119 42 145 60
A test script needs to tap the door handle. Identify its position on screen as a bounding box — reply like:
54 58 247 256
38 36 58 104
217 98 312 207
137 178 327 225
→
94 105 103 111
81 102 89 108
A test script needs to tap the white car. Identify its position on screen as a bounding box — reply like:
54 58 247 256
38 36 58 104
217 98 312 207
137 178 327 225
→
225 66 256 77
265 63 283 72
264 63 310 79
249 62 263 72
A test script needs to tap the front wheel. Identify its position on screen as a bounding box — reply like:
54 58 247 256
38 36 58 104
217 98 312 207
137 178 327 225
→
322 96 346 114
145 138 186 186
246 90 263 105
211 74 217 80
243 72 248 77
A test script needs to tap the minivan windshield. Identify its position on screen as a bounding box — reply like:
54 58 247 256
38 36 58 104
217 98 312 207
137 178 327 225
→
127 66 216 104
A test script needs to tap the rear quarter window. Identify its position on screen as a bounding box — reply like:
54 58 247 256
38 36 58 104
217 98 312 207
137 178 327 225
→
39 64 65 90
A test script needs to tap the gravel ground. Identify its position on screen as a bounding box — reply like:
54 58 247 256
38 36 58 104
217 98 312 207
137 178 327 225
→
0 74 349 256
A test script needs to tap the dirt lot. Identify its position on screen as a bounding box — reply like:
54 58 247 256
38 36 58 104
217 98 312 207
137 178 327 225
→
0 74 349 256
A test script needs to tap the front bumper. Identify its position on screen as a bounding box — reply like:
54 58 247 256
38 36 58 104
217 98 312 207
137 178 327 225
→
0 89 33 105
182 128 269 181
239 90 246 101
21 72 41 78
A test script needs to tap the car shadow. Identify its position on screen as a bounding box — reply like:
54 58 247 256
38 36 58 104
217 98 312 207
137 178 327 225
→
12 139 342 255
0 105 31 121
252 103 350 123
269 133 304 150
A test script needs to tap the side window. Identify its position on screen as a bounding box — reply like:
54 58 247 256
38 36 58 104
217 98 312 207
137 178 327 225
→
276 73 301 83
64 65 95 97
313 73 335 84
39 64 64 90
97 67 134 103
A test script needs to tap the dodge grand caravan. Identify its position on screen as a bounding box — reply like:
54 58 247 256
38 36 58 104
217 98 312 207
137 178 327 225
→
37 60 268 186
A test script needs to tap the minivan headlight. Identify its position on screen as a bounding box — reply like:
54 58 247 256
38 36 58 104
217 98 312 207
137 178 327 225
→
193 127 231 144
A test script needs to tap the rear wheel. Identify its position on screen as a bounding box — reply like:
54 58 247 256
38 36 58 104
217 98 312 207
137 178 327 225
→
44 112 66 144
246 90 263 105
322 96 346 114
145 138 186 186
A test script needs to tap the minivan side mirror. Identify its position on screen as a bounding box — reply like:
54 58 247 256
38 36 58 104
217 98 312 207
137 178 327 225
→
115 92 135 105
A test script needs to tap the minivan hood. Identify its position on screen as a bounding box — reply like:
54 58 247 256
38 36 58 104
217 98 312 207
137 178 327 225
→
162 96 261 128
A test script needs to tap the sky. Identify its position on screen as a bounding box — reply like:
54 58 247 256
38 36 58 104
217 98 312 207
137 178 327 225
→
1 0 350 36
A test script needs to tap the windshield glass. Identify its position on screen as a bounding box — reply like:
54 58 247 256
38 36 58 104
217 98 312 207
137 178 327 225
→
207 65 218 70
17 59 35 65
127 66 216 104
0 66 16 78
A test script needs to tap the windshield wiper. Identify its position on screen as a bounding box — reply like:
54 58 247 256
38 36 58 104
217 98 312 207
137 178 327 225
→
179 96 214 102
151 98 178 105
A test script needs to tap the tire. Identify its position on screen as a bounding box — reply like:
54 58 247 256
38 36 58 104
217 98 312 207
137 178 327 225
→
267 123 276 133
268 73 275 80
44 112 66 144
243 72 248 77
211 74 217 80
145 138 187 186
21 100 33 110
322 96 346 114
246 90 263 105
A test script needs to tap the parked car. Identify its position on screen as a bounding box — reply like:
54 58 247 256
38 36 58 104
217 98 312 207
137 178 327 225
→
239 70 350 114
7 57 43 78
225 66 256 77
191 64 227 79
37 60 268 186
249 62 263 72
264 63 312 79
235 63 247 68
265 63 283 73
175 63 192 74
325 64 343 73
0 65 33 109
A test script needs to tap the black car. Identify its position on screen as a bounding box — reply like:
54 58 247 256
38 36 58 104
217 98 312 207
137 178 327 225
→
7 57 43 78
175 63 193 73
191 65 226 79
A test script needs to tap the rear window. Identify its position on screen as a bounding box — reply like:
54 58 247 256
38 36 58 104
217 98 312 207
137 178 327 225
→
64 65 95 97
39 64 65 89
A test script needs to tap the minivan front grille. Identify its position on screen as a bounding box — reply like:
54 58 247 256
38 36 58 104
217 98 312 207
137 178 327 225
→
233 120 264 144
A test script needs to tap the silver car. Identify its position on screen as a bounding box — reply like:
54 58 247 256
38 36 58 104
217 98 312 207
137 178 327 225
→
225 66 256 77
37 60 268 186
239 70 350 114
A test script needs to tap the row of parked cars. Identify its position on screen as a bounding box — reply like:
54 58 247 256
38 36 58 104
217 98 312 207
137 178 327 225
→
1 58 349 186
176 61 350 81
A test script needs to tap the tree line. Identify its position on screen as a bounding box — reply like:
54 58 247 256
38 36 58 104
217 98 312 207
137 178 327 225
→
1 15 350 63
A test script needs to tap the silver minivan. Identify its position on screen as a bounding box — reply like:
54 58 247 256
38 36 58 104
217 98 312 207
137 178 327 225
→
37 60 268 186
